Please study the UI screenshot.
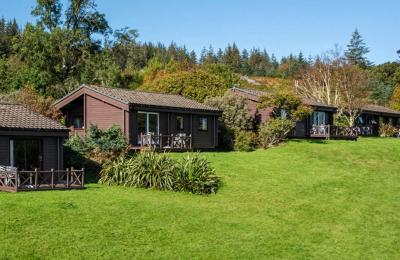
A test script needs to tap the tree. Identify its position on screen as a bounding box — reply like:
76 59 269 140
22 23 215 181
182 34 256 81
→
205 92 252 132
390 84 400 111
65 0 110 37
257 92 312 148
31 0 62 31
345 29 371 68
295 53 369 126
140 68 228 102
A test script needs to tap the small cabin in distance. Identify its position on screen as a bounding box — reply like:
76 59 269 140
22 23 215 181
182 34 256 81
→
54 85 222 150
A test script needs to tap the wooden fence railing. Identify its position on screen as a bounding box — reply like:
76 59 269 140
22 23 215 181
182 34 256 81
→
138 133 192 149
0 167 84 192
310 125 358 140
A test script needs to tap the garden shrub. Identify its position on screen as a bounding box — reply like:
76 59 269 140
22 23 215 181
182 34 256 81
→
64 125 128 179
258 119 295 148
234 131 257 151
175 153 220 195
99 151 220 195
379 123 398 137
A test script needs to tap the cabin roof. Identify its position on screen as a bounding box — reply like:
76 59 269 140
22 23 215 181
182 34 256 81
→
362 104 400 116
0 103 67 132
230 86 337 109
56 85 221 113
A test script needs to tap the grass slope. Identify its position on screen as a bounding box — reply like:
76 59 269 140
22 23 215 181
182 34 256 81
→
1 138 400 259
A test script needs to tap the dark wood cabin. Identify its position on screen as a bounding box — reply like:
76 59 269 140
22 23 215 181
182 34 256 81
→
357 105 400 136
230 87 337 138
54 85 222 150
0 103 68 171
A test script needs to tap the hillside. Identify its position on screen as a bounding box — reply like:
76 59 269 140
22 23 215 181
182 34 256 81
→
1 138 400 259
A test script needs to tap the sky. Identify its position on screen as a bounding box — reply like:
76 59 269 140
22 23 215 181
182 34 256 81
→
1 0 399 64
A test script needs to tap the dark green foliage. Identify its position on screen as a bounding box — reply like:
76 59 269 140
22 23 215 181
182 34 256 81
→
64 125 128 179
141 68 228 102
31 0 62 31
345 29 371 68
84 124 128 154
258 119 295 148
234 131 257 152
205 92 252 132
175 153 220 195
64 135 100 182
99 151 220 195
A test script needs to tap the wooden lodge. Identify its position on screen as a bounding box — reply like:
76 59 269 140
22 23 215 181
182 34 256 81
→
230 86 400 140
0 103 84 192
54 85 222 150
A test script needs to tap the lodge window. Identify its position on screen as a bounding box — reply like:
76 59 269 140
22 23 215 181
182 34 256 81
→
73 117 84 129
198 117 208 131
176 116 184 131
312 111 326 126
279 109 287 119
10 139 42 170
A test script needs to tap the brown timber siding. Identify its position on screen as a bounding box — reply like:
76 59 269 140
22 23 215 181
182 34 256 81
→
86 95 125 130
42 137 64 170
0 136 9 165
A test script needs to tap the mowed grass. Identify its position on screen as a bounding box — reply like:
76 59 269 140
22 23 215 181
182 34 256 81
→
1 138 400 259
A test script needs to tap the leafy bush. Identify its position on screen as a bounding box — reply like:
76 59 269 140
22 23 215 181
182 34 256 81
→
379 123 398 137
85 124 128 154
99 151 220 195
100 152 176 190
234 131 257 151
175 153 220 194
64 125 128 179
140 68 228 102
258 119 295 148
205 92 252 132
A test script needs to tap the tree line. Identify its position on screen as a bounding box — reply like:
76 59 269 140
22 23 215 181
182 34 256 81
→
0 0 400 111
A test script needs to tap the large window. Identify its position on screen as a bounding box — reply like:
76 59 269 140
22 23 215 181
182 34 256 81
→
312 111 326 126
138 112 159 135
176 116 184 131
73 117 83 128
10 139 42 170
198 117 208 131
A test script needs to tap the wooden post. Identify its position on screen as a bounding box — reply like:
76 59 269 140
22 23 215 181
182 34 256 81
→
34 168 38 189
189 134 192 149
71 167 74 187
327 125 330 140
171 134 174 148
51 168 54 189
15 169 18 192
81 168 85 188
160 133 163 148
66 168 70 188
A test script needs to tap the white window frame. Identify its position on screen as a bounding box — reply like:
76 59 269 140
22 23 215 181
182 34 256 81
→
312 111 326 126
176 116 184 131
198 117 208 131
138 111 160 144
9 139 14 167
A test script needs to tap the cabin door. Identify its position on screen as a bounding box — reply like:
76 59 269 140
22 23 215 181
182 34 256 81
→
137 112 159 144
10 139 43 170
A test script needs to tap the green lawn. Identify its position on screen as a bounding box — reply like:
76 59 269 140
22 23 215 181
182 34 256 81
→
1 138 400 259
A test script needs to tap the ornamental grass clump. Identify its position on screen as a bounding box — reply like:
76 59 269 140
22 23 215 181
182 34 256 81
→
99 150 220 195
175 153 220 195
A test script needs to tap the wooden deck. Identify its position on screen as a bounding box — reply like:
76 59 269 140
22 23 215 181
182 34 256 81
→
0 168 85 193
309 125 358 140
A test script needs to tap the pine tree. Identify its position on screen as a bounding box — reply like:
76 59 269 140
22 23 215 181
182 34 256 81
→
345 29 371 68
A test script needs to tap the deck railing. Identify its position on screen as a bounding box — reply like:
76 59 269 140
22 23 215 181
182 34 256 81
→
0 167 84 192
139 133 192 149
356 125 375 136
310 125 358 140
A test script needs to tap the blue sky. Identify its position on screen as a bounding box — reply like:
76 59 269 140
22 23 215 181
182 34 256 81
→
1 0 399 63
